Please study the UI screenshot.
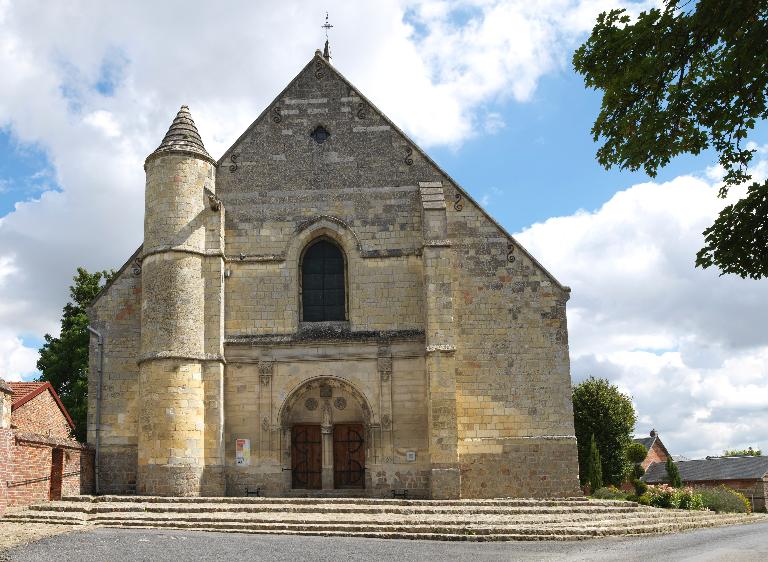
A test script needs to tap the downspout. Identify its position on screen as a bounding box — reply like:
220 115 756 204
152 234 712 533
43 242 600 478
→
87 325 103 496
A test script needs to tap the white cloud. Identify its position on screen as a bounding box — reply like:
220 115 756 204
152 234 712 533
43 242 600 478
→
0 329 39 381
0 0 641 380
516 167 768 459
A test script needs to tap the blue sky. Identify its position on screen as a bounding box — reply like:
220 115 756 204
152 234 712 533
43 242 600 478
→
0 0 766 459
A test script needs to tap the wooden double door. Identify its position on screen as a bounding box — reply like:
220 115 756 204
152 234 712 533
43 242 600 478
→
291 423 365 490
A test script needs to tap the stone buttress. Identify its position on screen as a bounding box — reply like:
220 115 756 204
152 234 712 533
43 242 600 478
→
137 106 225 496
419 182 461 499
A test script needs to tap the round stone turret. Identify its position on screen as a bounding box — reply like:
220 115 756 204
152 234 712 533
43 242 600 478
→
137 105 223 496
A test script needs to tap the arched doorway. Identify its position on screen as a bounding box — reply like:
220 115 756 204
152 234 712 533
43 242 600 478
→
279 377 371 491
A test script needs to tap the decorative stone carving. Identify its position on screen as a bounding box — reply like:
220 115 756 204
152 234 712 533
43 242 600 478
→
381 414 392 430
334 397 347 410
379 360 392 382
321 400 332 428
377 344 393 382
305 397 318 411
207 193 221 211
319 385 332 398
258 361 274 385
261 417 270 431
404 146 414 166
453 191 463 211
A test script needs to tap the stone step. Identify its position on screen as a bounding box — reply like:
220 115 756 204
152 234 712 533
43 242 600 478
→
84 513 752 530
95 525 598 542
90 516 757 539
10 506 754 528
61 495 594 507
34 501 647 516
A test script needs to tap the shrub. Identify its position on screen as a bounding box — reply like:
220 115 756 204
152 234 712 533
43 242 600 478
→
636 494 651 506
633 479 648 496
648 484 677 508
665 457 683 488
645 484 704 510
586 434 603 492
678 488 704 510
592 486 629 500
699 486 752 513
626 443 648 465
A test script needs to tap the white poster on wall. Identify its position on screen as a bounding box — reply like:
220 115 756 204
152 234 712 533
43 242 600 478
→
236 438 251 466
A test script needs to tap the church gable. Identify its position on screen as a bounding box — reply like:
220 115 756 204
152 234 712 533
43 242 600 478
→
216 53 427 262
215 52 565 292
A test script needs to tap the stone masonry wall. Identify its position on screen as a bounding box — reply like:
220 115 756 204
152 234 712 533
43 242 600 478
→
215 56 432 338
447 167 580 497
12 391 73 439
0 429 11 514
89 53 580 498
88 254 142 494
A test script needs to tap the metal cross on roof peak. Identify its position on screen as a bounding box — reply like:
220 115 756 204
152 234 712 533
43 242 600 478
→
322 12 333 61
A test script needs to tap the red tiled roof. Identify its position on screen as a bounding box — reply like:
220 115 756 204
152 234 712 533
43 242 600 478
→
8 381 47 404
7 381 75 430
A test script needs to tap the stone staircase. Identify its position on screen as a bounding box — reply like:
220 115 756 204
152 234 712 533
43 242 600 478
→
2 496 763 541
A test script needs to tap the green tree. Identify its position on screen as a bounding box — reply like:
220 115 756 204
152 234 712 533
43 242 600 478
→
573 0 768 279
666 457 683 488
586 434 604 493
723 447 762 457
627 442 649 496
37 267 114 442
573 377 637 486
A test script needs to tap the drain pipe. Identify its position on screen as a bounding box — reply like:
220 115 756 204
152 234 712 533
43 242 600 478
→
87 325 103 496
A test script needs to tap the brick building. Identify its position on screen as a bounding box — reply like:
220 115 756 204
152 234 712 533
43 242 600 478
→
0 379 93 514
633 429 672 470
644 456 768 512
87 50 580 499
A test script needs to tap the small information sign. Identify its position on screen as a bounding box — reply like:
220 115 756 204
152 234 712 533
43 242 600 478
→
236 438 251 466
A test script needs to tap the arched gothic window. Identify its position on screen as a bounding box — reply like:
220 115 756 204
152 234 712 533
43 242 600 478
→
301 239 346 322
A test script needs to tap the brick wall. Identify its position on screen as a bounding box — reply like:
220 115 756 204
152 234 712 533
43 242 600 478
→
689 478 768 513
642 441 669 470
2 431 93 508
12 391 73 438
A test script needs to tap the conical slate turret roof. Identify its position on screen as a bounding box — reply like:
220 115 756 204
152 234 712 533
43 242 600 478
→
149 105 212 161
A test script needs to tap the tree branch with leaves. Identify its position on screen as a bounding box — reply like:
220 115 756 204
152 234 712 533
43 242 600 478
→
574 0 768 279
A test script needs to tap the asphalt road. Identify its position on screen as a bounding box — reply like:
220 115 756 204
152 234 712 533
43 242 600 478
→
4 522 768 562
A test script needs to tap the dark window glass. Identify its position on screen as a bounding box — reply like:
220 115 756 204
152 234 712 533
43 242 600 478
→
310 126 330 144
302 240 346 321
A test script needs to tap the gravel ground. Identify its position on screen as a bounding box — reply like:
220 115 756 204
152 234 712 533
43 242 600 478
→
0 523 79 557
3 521 768 562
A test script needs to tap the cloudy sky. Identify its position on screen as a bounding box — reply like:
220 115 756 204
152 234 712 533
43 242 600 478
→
0 0 766 459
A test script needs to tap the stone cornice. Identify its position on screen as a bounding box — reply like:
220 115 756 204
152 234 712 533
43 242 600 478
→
137 352 226 365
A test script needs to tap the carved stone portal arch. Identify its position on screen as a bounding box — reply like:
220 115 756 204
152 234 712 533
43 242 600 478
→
278 376 376 491
278 376 373 429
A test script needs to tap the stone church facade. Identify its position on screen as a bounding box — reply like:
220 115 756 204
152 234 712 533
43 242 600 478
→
87 51 580 499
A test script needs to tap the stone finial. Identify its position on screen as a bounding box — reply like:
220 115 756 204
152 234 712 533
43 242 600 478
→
149 105 212 161
650 429 657 437
0 378 12 395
